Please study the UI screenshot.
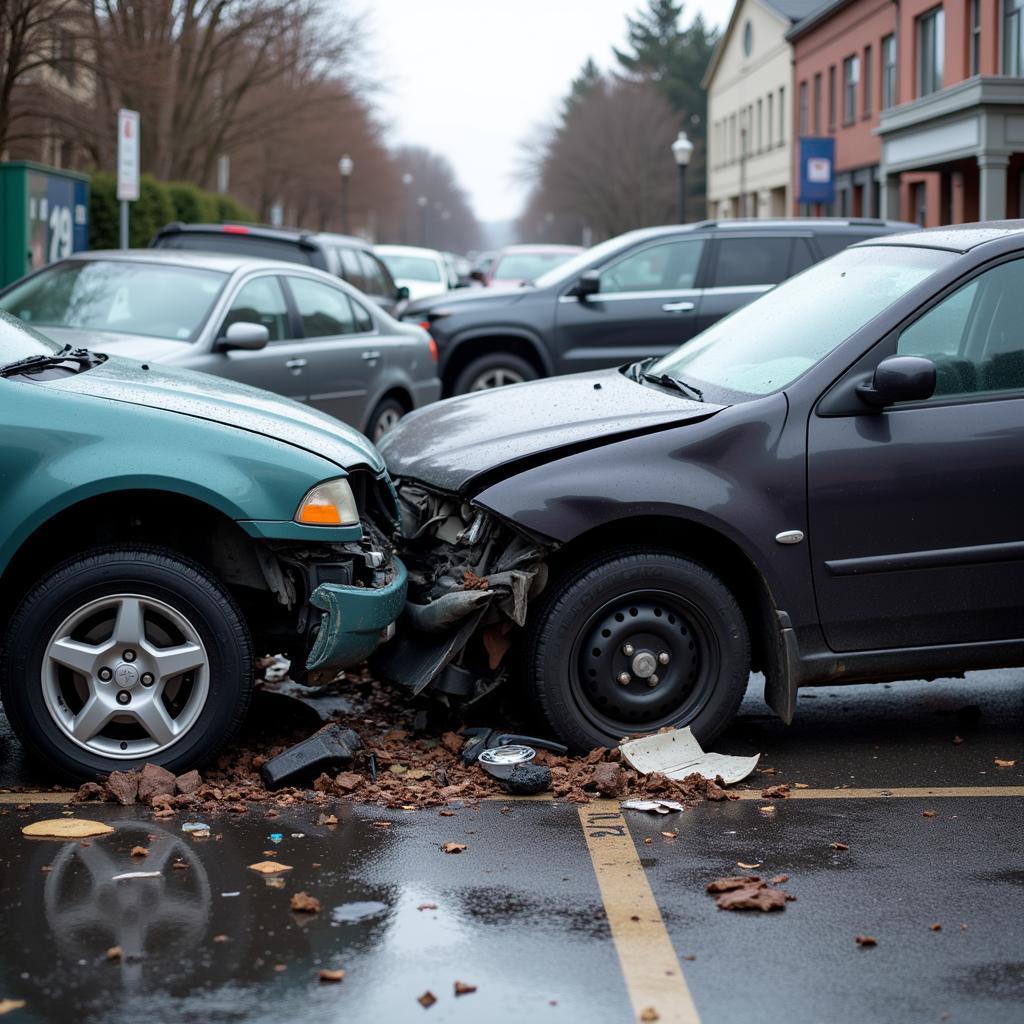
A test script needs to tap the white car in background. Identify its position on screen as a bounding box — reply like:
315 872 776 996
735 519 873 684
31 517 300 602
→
376 245 451 303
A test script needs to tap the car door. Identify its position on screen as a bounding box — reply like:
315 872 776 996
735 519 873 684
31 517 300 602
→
282 273 383 427
357 250 399 315
195 274 311 403
693 234 806 335
807 256 1024 652
554 235 708 372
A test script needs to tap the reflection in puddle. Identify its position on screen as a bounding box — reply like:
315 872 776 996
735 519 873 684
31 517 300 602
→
330 901 388 925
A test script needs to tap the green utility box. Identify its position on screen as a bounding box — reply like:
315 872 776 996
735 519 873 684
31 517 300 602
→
0 162 89 288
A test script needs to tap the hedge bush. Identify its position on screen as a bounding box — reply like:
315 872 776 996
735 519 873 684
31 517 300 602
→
88 171 256 250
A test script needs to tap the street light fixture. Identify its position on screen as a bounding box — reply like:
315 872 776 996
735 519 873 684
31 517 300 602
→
417 194 428 246
338 154 354 234
671 130 694 224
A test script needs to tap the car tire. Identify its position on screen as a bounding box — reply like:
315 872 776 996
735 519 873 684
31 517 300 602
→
367 396 407 442
523 549 750 752
0 545 253 780
453 352 538 394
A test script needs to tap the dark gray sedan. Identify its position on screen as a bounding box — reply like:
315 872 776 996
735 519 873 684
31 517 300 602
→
0 250 441 440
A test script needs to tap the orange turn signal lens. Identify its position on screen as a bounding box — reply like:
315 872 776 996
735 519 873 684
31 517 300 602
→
297 503 342 525
294 479 359 527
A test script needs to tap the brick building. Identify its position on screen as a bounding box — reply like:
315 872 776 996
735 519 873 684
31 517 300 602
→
788 0 1024 225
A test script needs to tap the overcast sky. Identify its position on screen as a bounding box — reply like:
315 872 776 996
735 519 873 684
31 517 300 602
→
355 0 728 223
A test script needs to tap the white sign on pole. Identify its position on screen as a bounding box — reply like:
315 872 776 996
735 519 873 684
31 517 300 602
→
117 109 140 202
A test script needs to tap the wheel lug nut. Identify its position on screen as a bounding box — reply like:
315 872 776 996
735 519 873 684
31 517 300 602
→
622 643 635 656
658 651 670 665
648 674 660 688
617 672 632 686
141 672 154 687
123 649 136 663
98 667 112 682
116 690 131 705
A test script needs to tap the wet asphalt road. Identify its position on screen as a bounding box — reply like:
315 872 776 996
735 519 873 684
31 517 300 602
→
0 671 1022 1024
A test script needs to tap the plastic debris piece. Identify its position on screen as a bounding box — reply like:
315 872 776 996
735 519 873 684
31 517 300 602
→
221 892 240 897
441 842 467 854
111 871 161 881
248 861 293 874
269 833 284 844
331 901 388 924
182 822 210 832
22 818 114 839
994 758 1017 768
620 727 759 785
259 723 361 789
0 1001 27 1016
502 763 551 795
621 799 685 814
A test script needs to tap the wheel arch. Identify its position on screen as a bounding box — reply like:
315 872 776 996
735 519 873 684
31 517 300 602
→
362 385 413 435
442 330 553 394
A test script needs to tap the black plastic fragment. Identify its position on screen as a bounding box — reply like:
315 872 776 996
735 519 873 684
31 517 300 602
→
502 764 552 795
259 723 362 789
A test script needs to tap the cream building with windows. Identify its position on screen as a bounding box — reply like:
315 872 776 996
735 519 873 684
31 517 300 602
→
703 0 820 218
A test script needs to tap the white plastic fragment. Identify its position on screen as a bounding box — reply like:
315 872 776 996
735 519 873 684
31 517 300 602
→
111 871 161 881
619 727 760 785
182 822 210 832
620 799 686 814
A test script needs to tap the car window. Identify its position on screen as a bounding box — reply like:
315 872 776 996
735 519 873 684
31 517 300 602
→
337 248 367 292
598 238 705 294
790 237 817 276
712 237 794 288
154 232 318 266
287 276 357 337
0 260 227 341
350 294 374 333
221 276 288 341
358 251 390 297
814 233 858 259
379 254 443 283
897 259 1024 398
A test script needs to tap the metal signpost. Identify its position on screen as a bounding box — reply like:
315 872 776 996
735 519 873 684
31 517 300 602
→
116 108 140 248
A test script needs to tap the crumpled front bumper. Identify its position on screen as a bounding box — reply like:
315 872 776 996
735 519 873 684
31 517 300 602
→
305 557 408 671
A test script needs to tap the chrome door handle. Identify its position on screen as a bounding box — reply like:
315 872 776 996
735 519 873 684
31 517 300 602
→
285 358 307 372
361 350 381 361
661 301 695 313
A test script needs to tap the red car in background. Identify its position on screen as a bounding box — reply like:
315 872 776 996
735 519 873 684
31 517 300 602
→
485 244 583 287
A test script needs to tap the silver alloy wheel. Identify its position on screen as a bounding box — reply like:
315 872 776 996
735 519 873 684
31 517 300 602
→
371 406 403 441
41 593 210 759
469 367 526 391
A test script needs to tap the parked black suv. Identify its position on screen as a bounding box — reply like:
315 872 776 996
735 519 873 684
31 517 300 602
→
151 223 406 316
403 218 917 395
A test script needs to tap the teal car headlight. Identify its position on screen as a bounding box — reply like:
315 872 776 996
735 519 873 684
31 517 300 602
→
294 478 359 527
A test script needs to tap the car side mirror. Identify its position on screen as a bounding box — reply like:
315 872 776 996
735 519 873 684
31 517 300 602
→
570 269 601 300
856 355 936 407
396 285 410 302
218 321 269 351
469 270 487 284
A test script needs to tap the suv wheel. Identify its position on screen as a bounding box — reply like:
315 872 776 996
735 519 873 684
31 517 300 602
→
0 546 253 779
367 396 406 442
523 549 750 751
453 352 538 394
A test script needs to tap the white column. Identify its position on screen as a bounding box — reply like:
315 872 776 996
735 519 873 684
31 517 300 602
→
880 172 901 220
978 156 1009 221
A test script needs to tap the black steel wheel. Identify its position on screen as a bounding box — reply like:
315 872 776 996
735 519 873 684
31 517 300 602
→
523 549 750 751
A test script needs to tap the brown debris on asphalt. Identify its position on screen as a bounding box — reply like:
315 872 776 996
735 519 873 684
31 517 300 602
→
639 1007 660 1021
130 846 148 858
138 763 176 802
830 842 850 851
706 874 794 912
591 762 625 797
289 891 320 913
417 990 437 1008
461 570 489 591
761 784 791 799
931 923 942 931
440 842 467 854
994 758 1017 768
319 968 345 983
106 946 123 961
453 981 477 996
175 770 202 795
855 935 878 947
104 771 138 806
922 810 938 818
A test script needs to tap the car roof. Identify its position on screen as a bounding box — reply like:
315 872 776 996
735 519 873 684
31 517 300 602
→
496 244 584 254
153 222 369 248
376 244 443 258
856 219 1024 253
68 248 336 276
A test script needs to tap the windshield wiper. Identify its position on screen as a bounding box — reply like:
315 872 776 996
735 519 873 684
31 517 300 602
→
641 371 704 402
0 344 104 379
625 356 656 382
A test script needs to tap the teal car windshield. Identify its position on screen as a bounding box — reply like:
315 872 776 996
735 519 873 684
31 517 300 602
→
0 260 228 342
648 245 955 397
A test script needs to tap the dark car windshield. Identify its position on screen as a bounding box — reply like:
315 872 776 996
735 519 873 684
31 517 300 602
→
0 309 60 363
0 260 228 342
648 245 955 397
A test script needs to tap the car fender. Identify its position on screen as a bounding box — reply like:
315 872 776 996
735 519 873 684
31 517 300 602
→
445 326 555 376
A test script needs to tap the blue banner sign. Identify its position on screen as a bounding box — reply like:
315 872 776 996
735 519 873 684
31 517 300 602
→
798 137 835 205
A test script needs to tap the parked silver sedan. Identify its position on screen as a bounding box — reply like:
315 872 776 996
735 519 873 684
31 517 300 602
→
0 250 442 440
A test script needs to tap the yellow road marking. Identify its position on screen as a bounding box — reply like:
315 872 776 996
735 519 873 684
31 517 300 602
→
579 799 700 1024
0 792 71 805
733 786 1024 799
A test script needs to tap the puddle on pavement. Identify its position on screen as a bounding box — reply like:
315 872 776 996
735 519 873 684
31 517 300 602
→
330 901 388 924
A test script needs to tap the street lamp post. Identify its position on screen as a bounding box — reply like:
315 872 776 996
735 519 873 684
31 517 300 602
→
671 130 694 224
338 154 354 234
401 172 413 242
417 195 428 246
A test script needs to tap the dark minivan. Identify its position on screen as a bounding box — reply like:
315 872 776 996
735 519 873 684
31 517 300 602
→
402 217 916 394
151 223 405 316
377 221 1024 751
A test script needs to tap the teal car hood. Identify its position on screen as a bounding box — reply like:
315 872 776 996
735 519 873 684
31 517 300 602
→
43 355 385 473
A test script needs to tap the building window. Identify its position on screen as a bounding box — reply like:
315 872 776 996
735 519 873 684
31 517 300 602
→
843 55 859 124
813 73 822 134
882 34 897 108
1005 0 1024 76
779 86 785 142
730 113 737 162
767 92 774 147
913 181 927 226
743 19 753 57
53 28 75 84
971 0 981 75
863 45 873 115
756 98 763 151
917 6 944 97
828 65 836 131
799 80 808 135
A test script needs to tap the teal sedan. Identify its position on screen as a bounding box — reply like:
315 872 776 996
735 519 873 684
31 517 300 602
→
0 310 406 779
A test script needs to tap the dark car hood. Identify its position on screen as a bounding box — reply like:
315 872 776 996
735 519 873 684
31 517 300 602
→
43 355 385 473
378 367 723 492
404 284 532 318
